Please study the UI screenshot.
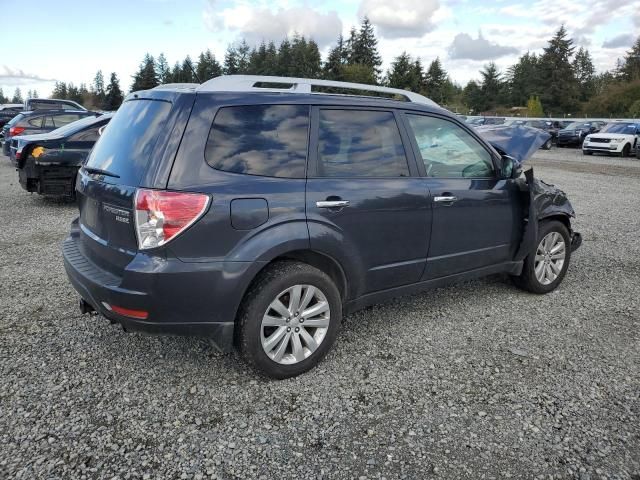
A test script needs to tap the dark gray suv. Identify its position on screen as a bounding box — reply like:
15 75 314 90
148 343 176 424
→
62 76 581 378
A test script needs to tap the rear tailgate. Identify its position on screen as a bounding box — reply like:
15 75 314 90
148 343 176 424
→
75 96 186 275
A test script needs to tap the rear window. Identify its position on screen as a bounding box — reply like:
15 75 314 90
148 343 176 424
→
85 99 172 186
205 104 309 178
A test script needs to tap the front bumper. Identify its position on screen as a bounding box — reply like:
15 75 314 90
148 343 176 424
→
61 220 255 352
582 142 623 155
556 135 583 146
18 158 78 196
571 231 582 252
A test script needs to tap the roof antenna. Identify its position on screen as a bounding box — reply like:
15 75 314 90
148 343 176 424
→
189 62 202 84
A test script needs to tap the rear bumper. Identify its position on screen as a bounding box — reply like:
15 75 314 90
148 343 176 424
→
62 220 256 352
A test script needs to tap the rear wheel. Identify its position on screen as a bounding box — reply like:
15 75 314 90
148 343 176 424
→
542 139 552 150
238 261 341 379
513 220 571 294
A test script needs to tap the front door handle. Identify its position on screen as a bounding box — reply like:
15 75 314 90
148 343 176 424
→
316 200 350 208
433 195 458 203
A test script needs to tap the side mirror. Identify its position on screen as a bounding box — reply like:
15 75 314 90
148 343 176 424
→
501 155 522 179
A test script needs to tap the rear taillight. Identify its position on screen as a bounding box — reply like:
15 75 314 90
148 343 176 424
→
9 126 25 136
134 188 210 250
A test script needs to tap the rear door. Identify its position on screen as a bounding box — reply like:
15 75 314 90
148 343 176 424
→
76 98 176 275
306 107 430 295
401 112 522 279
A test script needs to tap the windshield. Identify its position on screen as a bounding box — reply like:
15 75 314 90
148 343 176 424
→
601 123 637 134
49 114 101 137
565 122 591 130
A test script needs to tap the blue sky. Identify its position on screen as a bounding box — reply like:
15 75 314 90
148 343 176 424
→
1 0 638 98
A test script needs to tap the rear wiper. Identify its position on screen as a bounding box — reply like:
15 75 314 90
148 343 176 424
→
83 166 120 178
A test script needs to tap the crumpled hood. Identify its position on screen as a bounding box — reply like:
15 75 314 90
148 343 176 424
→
477 125 551 164
529 176 575 218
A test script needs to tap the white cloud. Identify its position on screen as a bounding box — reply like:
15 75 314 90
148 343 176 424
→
0 66 57 86
358 0 441 38
448 32 519 60
204 1 342 48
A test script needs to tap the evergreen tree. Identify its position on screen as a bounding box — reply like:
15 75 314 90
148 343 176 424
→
289 36 322 78
170 61 182 82
462 80 483 113
196 49 222 81
224 45 239 75
180 55 196 83
572 47 595 101
323 34 348 80
32 89 39 99
236 40 251 74
349 18 382 83
92 70 106 108
424 58 448 104
506 52 541 106
11 88 23 103
156 53 172 84
51 82 68 99
264 42 279 76
248 42 269 75
538 26 579 114
130 53 159 91
0 88 6 103
620 36 640 81
277 39 293 77
105 72 124 110
479 62 502 112
387 52 423 93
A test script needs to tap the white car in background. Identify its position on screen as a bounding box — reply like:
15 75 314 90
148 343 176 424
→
582 122 640 157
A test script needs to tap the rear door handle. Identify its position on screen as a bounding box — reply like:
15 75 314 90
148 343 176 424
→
433 196 458 203
316 200 350 208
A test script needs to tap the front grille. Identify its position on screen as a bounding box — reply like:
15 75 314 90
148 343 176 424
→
589 138 610 143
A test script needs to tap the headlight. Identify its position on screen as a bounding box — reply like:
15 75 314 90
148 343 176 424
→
609 138 623 143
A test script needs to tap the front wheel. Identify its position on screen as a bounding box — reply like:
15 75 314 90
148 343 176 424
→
513 220 572 294
542 139 552 150
238 261 342 379
621 144 631 157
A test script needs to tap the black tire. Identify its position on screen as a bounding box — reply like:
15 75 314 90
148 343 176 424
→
238 261 342 379
513 220 572 294
621 144 631 157
542 139 552 150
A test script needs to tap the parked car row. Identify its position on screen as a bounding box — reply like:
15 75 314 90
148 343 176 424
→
0 98 110 198
582 121 640 158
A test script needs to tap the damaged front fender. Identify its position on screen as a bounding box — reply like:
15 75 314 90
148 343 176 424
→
514 167 582 262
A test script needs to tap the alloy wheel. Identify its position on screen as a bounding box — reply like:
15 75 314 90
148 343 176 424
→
534 232 566 285
260 285 331 365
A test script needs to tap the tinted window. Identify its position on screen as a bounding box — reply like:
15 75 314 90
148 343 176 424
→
205 105 309 178
27 116 43 128
406 114 494 178
70 125 101 142
44 116 55 128
85 99 172 186
53 114 82 127
317 110 409 177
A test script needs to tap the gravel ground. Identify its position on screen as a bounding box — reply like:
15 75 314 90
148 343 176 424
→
0 148 639 479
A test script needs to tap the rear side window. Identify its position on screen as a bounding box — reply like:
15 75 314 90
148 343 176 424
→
85 99 172 186
205 105 309 178
70 125 101 142
317 109 409 177
53 114 81 127
27 117 43 128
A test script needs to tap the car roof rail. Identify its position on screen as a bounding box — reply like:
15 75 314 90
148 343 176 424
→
152 83 199 91
196 75 439 107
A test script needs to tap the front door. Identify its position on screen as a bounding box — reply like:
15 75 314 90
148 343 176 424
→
306 107 431 296
402 113 522 280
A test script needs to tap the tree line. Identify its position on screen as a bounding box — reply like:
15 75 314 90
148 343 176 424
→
2 19 639 116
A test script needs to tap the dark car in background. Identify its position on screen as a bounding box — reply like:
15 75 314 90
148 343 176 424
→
15 113 112 198
0 104 23 129
62 75 581 379
467 117 506 127
3 110 97 156
23 98 86 111
556 120 605 147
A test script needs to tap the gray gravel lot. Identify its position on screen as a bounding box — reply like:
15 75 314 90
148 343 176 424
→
1 148 639 479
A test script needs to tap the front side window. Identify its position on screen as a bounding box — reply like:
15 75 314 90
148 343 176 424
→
406 114 494 178
317 109 409 177
205 104 309 178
